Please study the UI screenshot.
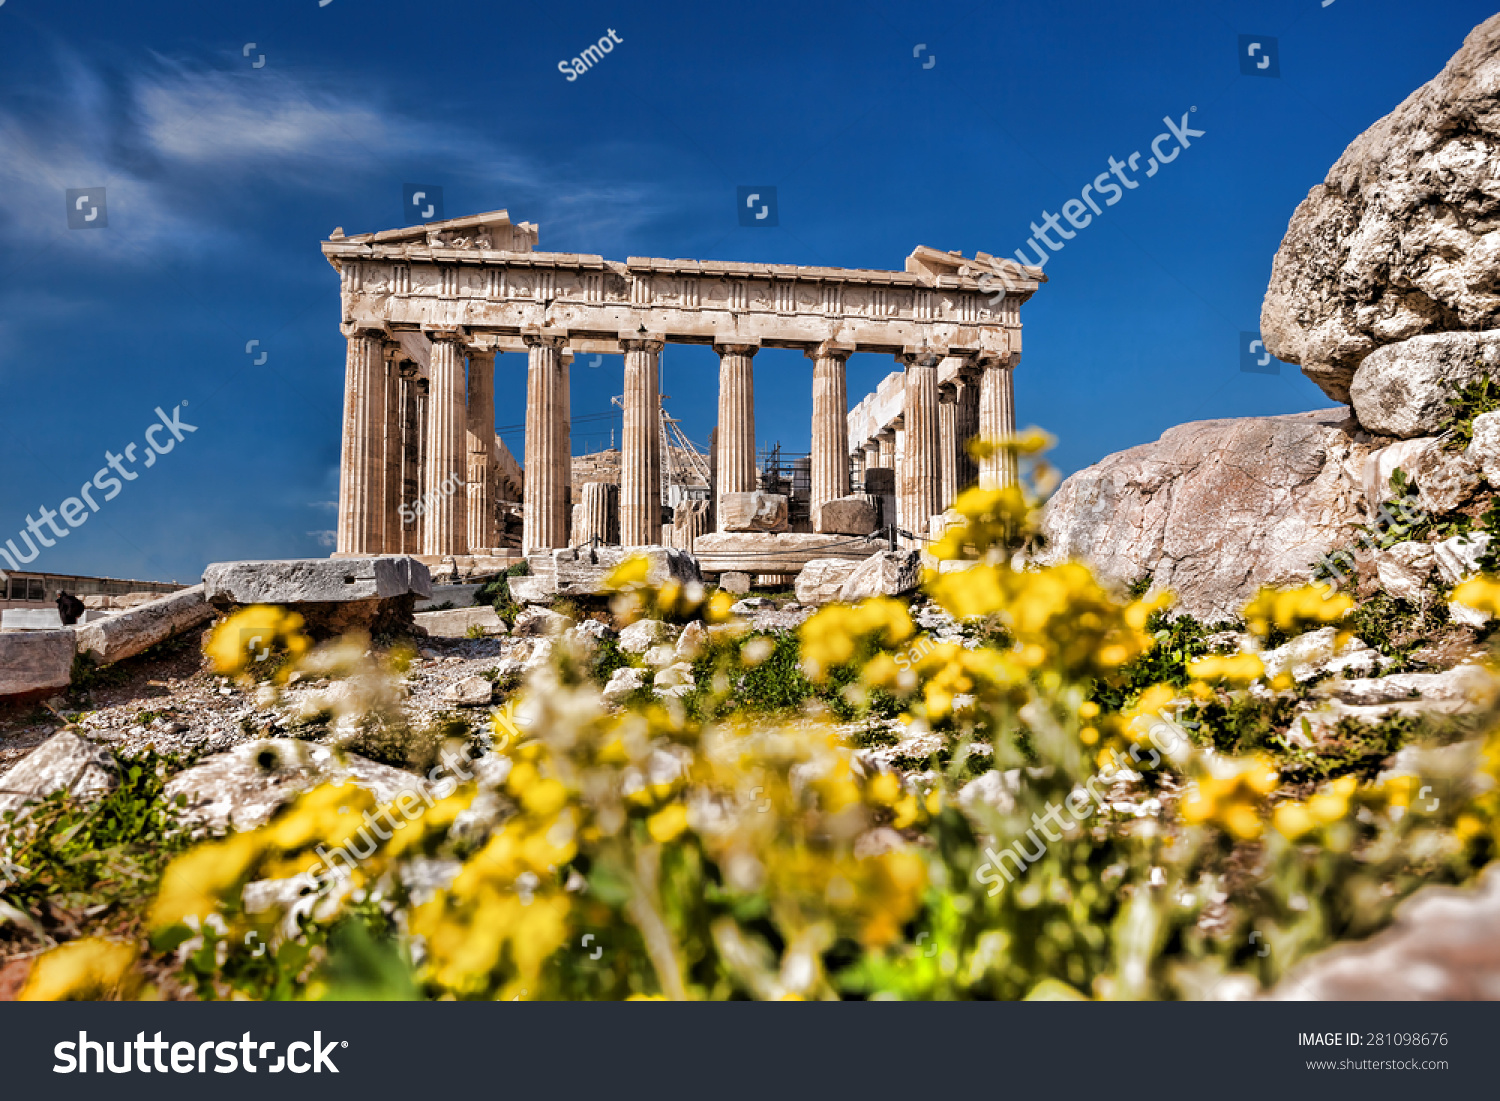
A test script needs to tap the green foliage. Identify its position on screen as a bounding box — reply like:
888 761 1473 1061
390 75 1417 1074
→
1439 373 1500 451
0 748 191 944
1091 610 1229 713
1346 592 1451 672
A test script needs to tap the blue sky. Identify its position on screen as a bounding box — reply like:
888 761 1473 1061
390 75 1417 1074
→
0 0 1493 583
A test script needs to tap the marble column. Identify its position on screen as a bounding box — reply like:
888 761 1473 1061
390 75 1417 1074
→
955 372 980 492
398 364 422 554
413 377 429 553
851 448 866 490
876 430 894 470
422 332 468 555
863 441 881 483
336 326 386 555
621 337 664 546
978 358 1018 490
807 341 852 531
578 481 620 545
523 333 569 553
900 357 942 541
466 349 497 554
714 343 758 530
381 346 403 553
938 383 959 511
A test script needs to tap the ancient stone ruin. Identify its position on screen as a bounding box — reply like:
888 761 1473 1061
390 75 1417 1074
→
322 216 1043 580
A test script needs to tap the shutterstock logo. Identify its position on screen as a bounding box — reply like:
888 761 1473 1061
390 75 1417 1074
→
54 1032 345 1074
737 185 778 227
66 188 108 229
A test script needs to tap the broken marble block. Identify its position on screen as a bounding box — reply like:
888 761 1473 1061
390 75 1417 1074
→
816 495 879 535
719 491 789 533
0 731 117 815
0 629 75 699
202 556 432 638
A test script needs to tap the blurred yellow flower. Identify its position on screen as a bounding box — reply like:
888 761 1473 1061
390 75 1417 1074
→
20 939 141 1001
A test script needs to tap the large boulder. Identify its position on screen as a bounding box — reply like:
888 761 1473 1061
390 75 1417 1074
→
73 585 215 666
1268 863 1500 1000
1039 410 1368 621
1349 332 1500 437
163 740 424 832
203 556 431 638
0 630 75 699
0 732 117 815
1261 15 1500 403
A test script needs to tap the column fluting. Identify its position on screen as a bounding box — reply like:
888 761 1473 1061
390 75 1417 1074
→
422 333 468 555
621 338 664 546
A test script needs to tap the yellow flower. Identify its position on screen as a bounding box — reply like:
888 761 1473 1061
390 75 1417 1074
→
1241 585 1352 640
647 803 689 843
204 605 310 676
1452 575 1500 618
1272 802 1315 840
1186 653 1265 685
20 939 140 1001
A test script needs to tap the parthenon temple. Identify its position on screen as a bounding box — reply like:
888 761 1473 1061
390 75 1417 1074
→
322 209 1043 576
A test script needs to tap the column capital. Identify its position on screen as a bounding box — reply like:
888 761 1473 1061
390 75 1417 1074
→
805 340 853 362
621 334 666 353
522 327 569 349
937 383 958 403
713 341 760 357
424 326 469 345
397 360 422 381
896 345 947 369
341 322 389 341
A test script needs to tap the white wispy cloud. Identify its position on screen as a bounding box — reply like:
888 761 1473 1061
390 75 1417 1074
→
0 46 669 260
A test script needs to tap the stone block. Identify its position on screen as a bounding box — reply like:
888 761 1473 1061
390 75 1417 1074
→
838 550 923 603
1434 533 1491 586
693 532 888 574
551 545 701 597
795 558 862 605
414 606 507 638
719 491 789 533
719 572 751 595
508 574 555 606
1469 410 1500 489
203 557 431 638
0 629 76 699
163 740 422 832
619 618 674 654
863 467 896 495
0 731 117 815
204 556 432 604
2 608 64 630
74 585 216 666
816 495 878 535
416 583 483 611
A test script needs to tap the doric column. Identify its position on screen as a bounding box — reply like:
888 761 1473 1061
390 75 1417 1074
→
714 343 758 530
381 345 402 553
466 348 497 554
807 341 852 531
523 332 569 553
851 448 867 489
978 357 1018 489
336 326 386 555
876 429 895 470
578 481 620 545
900 356 942 541
621 337 664 546
955 370 980 491
938 383 959 511
398 364 422 553
893 418 906 532
422 331 468 555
